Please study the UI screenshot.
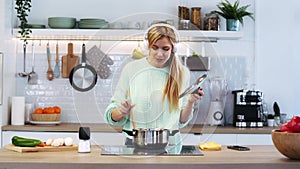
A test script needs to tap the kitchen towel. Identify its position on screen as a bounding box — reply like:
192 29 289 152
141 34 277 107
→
11 96 25 125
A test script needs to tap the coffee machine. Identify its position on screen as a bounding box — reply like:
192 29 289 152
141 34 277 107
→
232 90 263 128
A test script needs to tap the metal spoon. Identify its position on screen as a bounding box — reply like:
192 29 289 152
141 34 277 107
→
46 43 54 81
28 42 38 85
18 44 28 77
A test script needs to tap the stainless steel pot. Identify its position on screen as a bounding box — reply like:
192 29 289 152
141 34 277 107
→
132 128 178 149
132 128 169 149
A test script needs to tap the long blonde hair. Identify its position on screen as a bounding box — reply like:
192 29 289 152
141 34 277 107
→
147 24 184 112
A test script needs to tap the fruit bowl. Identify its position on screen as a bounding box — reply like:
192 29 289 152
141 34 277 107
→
271 129 300 160
31 113 60 122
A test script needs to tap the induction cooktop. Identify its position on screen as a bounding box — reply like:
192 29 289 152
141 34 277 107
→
101 145 203 156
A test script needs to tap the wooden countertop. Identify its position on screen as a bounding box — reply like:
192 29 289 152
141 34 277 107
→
0 145 299 169
2 123 277 134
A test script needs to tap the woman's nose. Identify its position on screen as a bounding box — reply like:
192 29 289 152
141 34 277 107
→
157 49 166 56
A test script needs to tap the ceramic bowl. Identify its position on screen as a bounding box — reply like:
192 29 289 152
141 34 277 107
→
48 17 76 29
272 129 300 160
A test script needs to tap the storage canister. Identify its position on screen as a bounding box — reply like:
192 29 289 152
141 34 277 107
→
191 7 202 29
204 13 219 31
178 6 190 20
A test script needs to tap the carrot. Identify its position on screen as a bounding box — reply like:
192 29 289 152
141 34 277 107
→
37 142 46 147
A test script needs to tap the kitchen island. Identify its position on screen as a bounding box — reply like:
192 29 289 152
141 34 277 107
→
0 145 299 169
2 123 276 134
1 123 276 146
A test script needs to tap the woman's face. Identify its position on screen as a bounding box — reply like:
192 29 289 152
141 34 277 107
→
148 36 173 68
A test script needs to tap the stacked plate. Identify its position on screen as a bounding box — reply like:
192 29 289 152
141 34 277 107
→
48 17 76 29
78 18 109 29
27 24 46 29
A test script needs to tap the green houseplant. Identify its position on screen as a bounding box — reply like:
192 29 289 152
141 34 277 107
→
211 0 254 31
15 0 32 44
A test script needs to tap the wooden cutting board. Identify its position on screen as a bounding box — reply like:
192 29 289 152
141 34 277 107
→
61 43 79 78
4 144 78 153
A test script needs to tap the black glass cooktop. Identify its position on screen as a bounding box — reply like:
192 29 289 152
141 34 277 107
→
101 145 203 156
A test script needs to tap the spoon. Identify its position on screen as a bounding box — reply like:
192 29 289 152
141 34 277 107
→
46 43 54 81
18 44 28 77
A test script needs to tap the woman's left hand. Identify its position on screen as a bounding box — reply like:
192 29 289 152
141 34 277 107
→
188 88 204 103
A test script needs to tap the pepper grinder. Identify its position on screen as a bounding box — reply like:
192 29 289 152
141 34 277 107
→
78 127 91 153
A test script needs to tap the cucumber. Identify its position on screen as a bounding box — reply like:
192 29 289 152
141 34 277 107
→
12 136 42 147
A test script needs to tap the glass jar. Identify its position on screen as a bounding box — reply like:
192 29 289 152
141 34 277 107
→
204 13 219 31
178 6 190 20
191 7 201 30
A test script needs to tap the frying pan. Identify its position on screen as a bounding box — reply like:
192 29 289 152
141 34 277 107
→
69 44 97 92
179 74 208 99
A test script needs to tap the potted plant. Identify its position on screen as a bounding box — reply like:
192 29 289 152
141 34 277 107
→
211 0 254 31
15 0 32 44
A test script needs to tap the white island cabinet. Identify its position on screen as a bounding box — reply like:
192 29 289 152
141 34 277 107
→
2 131 125 147
2 131 272 147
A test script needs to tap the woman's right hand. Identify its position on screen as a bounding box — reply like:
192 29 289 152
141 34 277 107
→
119 99 135 116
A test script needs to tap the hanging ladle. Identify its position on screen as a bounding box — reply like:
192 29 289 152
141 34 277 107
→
28 42 38 85
18 44 28 77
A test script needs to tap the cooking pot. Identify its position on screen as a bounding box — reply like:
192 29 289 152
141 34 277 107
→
130 128 179 149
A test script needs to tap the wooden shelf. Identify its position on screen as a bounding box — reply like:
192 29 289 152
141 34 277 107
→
13 29 243 42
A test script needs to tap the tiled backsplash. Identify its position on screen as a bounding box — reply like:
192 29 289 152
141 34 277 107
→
15 43 247 125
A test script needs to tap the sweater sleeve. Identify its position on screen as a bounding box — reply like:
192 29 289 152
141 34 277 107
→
178 67 193 128
104 64 131 126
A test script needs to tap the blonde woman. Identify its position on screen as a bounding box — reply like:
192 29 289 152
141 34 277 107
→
105 23 204 146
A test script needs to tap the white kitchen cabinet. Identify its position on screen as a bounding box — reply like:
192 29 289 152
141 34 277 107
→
181 133 273 146
2 131 125 147
90 132 126 145
2 131 272 148
182 133 237 145
2 131 78 147
236 134 272 145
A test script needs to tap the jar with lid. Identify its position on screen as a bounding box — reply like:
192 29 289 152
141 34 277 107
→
178 6 190 20
191 7 202 30
204 13 219 31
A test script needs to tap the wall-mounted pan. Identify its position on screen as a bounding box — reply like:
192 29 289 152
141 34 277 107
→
69 44 97 92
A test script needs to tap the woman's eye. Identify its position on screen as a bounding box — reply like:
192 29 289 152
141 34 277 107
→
162 47 170 51
152 46 159 50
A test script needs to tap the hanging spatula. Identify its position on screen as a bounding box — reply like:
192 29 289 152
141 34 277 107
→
46 43 54 81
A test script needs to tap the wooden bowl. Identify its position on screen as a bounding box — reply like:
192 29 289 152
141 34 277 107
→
31 113 60 122
272 129 300 160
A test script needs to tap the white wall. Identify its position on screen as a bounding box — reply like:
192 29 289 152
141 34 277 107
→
256 0 300 117
5 0 300 124
4 0 256 126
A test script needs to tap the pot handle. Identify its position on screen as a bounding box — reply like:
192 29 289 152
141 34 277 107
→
122 129 135 136
170 130 179 136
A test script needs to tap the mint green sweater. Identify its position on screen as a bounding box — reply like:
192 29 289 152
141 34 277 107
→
105 57 193 145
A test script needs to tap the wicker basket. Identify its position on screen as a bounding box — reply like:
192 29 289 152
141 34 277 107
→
31 113 60 122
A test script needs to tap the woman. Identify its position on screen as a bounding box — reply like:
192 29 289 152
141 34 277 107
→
105 23 204 146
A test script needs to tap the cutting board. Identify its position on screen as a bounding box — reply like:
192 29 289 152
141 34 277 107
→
61 43 79 78
4 144 78 153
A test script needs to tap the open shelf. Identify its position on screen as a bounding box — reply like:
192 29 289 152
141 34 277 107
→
13 29 243 42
